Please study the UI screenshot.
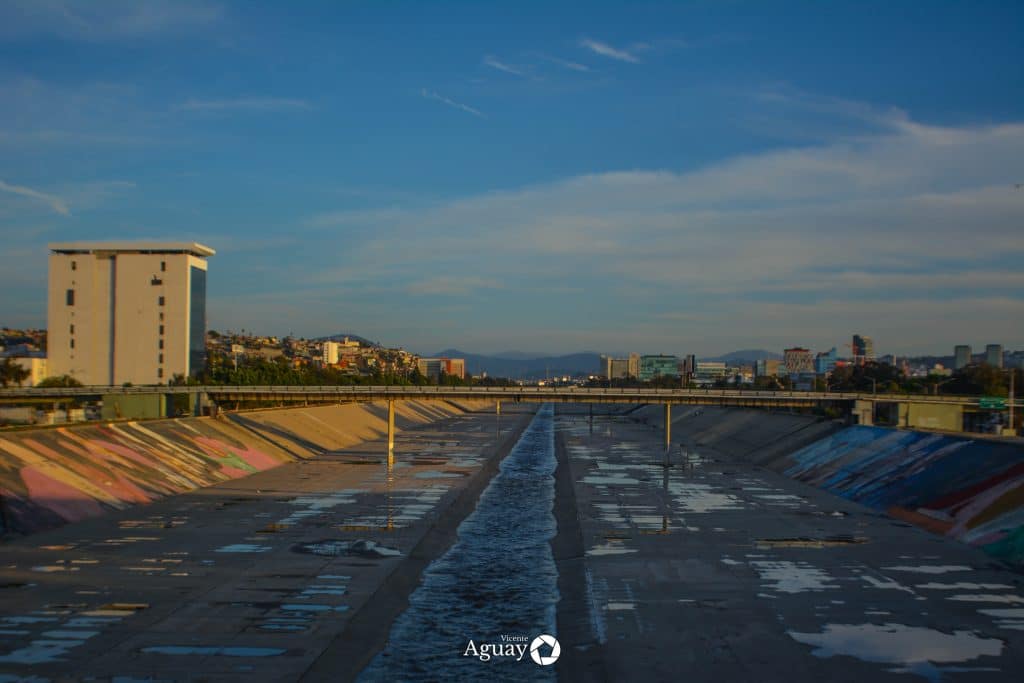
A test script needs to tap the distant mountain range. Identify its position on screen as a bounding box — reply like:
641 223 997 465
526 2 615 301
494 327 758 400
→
429 348 784 378
312 335 782 377
699 349 782 364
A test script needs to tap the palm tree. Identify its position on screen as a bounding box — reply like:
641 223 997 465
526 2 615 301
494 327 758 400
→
0 357 31 387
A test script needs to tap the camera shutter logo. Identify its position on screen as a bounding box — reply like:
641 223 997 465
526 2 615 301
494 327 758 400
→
529 634 560 666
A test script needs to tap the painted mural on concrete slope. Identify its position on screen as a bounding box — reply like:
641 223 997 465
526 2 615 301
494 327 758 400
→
0 420 291 535
785 426 1024 565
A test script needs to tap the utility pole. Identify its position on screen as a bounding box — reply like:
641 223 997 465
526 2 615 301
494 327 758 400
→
1010 369 1016 436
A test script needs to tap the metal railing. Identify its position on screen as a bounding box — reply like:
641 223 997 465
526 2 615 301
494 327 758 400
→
1 383 1018 407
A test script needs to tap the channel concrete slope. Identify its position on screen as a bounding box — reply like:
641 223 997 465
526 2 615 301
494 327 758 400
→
635 405 1024 567
784 426 1024 566
0 400 491 536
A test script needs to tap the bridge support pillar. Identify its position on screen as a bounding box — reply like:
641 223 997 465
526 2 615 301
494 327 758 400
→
664 403 671 451
853 400 874 426
387 399 395 470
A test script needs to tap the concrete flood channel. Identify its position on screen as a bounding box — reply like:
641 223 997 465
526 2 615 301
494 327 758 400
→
1 403 1023 681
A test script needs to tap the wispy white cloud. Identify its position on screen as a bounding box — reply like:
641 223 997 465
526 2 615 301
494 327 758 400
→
420 89 485 118
177 97 311 112
579 38 640 63
0 179 70 216
483 55 524 76
0 0 222 41
407 276 504 296
536 53 591 72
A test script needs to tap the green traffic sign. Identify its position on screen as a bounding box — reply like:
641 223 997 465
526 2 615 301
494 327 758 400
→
979 397 1007 410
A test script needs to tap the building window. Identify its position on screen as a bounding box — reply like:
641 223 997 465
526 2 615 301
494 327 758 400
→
159 339 164 349
161 261 166 272
159 353 164 363
70 324 74 334
158 296 165 306
70 338 74 349
159 312 164 321
71 260 76 271
151 276 163 286
157 368 163 379
66 289 75 306
159 325 164 335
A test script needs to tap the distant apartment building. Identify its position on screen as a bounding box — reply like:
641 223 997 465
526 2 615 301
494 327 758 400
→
444 358 466 380
417 357 465 381
693 361 727 385
755 359 781 377
639 355 679 381
600 353 640 380
985 344 1003 368
783 347 815 375
954 345 972 370
851 334 875 365
0 353 47 386
322 341 339 365
815 347 838 375
48 242 214 385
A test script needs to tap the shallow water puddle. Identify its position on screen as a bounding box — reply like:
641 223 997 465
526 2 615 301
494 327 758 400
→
861 575 916 594
669 482 744 513
977 608 1024 631
587 541 638 557
916 583 1014 591
215 544 271 553
883 565 972 575
141 646 286 657
946 594 1024 604
292 539 400 558
750 560 838 594
277 490 360 526
788 622 1003 681
412 470 464 479
757 536 866 549
0 603 141 664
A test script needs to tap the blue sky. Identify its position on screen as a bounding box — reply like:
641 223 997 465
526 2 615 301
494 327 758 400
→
1 0 1023 356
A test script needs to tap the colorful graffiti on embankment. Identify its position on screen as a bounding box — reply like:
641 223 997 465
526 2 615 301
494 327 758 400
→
785 426 1024 566
0 418 293 535
0 401 477 537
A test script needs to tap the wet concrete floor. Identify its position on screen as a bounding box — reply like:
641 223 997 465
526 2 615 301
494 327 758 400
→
0 406 534 682
554 407 1024 682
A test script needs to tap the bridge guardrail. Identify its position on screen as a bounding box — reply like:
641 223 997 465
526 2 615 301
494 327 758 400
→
1 384 1021 408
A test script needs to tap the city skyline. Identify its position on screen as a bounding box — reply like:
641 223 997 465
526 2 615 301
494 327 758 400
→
2 1 1023 356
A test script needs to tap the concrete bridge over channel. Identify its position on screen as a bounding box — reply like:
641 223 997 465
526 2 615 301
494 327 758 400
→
2 384 1019 446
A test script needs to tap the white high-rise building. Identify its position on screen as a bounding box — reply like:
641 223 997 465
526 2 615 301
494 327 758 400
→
47 242 215 385
322 341 340 365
